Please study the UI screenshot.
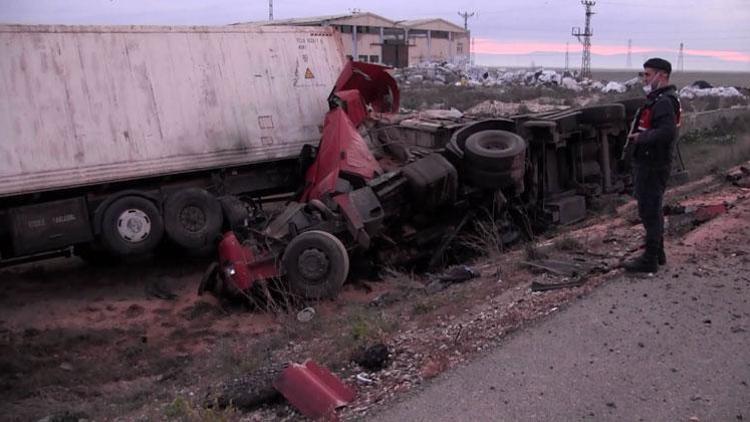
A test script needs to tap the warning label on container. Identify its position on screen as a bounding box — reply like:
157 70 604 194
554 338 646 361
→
304 68 314 79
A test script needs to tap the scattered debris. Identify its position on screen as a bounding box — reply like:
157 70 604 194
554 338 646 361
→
368 291 405 308
665 202 729 234
355 373 375 384
521 255 604 278
531 278 587 292
726 165 750 187
296 307 316 323
210 366 283 410
351 343 390 372
425 265 480 294
273 360 356 421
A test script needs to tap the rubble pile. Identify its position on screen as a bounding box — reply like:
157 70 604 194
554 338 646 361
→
394 63 747 102
679 85 747 99
393 63 641 94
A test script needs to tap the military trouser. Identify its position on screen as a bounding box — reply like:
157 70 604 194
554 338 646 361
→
633 165 670 256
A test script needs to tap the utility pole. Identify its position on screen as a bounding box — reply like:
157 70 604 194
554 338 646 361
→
572 0 596 78
626 39 632 68
458 11 476 66
565 42 570 71
457 11 475 30
677 42 685 72
268 0 273 21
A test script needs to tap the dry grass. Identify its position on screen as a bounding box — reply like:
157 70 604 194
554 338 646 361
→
164 396 238 422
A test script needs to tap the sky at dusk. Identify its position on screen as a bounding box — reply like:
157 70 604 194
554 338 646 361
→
1 0 748 71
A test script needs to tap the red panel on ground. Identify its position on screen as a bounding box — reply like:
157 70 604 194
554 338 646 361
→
273 360 356 420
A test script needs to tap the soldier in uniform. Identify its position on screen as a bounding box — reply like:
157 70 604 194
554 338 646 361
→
624 58 681 273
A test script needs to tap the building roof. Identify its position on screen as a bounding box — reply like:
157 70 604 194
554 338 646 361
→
240 12 397 28
234 12 467 33
397 18 467 33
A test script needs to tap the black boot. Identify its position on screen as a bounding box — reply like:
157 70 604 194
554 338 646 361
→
658 238 666 266
624 247 659 274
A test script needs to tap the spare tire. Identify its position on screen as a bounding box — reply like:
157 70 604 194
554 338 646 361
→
578 103 626 126
463 130 526 171
164 188 223 250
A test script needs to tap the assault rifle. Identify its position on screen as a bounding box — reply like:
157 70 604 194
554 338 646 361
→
620 107 642 162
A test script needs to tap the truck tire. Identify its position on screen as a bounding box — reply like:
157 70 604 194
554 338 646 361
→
218 195 250 230
464 130 526 171
164 188 223 250
578 103 626 126
282 230 349 300
101 195 164 257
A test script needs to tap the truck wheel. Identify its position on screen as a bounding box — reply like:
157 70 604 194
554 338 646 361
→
101 196 164 257
464 130 526 171
282 230 349 300
578 104 626 126
164 188 223 250
464 166 525 190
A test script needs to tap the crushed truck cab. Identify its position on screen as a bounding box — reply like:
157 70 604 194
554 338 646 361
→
202 62 652 302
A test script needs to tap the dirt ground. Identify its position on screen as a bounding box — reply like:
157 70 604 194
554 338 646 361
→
1 156 749 420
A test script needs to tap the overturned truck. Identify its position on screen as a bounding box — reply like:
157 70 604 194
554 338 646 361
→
201 63 664 301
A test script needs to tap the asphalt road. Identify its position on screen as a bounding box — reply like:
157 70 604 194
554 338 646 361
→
371 255 750 421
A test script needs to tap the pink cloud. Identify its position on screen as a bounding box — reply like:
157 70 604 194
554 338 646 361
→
473 38 750 63
685 48 750 63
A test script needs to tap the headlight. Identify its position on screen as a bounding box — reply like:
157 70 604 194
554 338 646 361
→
223 264 236 277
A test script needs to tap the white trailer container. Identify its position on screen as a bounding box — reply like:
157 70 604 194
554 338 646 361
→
0 24 346 263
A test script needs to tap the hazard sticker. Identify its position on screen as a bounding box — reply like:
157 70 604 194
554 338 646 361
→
304 68 314 79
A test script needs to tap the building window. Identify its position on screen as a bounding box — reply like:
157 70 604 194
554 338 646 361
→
358 55 368 62
431 31 449 39
456 42 464 54
339 25 352 33
369 55 380 63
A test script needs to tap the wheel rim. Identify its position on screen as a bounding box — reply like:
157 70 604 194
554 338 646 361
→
179 205 206 232
116 209 152 243
484 140 510 152
297 248 330 282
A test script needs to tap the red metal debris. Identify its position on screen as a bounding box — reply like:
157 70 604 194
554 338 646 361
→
693 203 727 223
217 231 279 290
301 107 382 202
273 360 356 421
333 61 400 113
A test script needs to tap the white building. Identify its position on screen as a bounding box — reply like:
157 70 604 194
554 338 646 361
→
253 11 470 67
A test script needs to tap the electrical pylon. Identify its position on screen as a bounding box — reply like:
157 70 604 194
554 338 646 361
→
572 1 596 78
